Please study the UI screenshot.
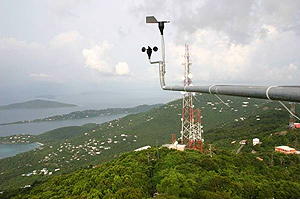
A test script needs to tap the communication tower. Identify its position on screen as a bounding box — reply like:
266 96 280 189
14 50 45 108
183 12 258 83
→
180 44 204 151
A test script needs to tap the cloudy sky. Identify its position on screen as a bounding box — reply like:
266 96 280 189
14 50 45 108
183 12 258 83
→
1 0 299 106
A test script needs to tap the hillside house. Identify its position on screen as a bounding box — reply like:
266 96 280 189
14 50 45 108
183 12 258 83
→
240 140 247 145
253 138 260 146
275 146 296 154
134 146 151 152
169 143 186 151
163 141 186 151
165 141 186 151
256 157 263 161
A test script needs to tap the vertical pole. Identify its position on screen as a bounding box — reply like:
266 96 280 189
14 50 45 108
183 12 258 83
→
289 103 295 130
270 152 274 166
156 140 159 160
171 134 176 144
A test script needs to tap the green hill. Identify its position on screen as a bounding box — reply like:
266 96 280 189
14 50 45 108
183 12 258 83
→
4 147 300 199
0 94 299 197
34 124 100 144
0 100 77 110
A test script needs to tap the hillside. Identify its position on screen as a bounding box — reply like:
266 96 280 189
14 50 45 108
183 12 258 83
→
0 100 77 110
4 148 300 199
0 94 299 195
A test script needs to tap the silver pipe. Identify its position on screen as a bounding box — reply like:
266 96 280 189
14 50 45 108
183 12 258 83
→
155 35 300 103
162 85 300 102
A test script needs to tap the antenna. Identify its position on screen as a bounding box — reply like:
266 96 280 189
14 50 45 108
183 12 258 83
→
141 16 300 103
180 45 203 151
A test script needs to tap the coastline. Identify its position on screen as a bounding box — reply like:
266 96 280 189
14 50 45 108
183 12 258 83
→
0 142 42 159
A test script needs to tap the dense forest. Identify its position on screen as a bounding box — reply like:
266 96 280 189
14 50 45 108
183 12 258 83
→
4 147 300 199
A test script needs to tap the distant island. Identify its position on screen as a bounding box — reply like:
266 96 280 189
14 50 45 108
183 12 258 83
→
0 99 77 110
0 104 162 125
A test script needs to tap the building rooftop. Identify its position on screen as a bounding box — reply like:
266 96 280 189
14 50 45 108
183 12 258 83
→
275 146 295 150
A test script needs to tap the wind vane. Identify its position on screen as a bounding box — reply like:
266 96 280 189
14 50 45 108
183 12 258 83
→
141 16 300 103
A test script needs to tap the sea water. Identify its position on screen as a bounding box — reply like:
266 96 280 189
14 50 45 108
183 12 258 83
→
0 113 128 137
0 143 41 159
0 107 128 159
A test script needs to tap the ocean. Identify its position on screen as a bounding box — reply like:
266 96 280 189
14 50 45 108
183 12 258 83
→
0 112 128 137
0 92 181 158
0 107 128 158
0 143 41 159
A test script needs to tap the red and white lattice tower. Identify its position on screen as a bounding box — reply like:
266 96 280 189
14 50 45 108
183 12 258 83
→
192 108 204 152
180 44 204 151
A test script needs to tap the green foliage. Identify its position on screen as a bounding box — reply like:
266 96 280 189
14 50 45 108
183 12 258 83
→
4 147 298 199
273 180 300 199
35 125 99 143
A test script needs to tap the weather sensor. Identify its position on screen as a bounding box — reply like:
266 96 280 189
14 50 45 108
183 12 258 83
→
141 16 300 103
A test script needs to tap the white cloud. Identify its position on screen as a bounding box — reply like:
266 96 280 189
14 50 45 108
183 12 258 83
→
82 42 131 76
82 42 113 74
30 73 52 78
167 26 300 85
134 0 300 44
50 31 82 48
115 62 130 76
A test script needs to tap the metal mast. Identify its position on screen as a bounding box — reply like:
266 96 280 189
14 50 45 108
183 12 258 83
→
181 44 193 145
180 45 204 151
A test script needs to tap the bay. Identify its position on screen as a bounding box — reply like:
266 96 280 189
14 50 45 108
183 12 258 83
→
0 113 127 158
0 113 127 137
0 106 102 124
0 143 41 159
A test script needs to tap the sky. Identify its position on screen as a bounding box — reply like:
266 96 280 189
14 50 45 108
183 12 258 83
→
0 0 299 106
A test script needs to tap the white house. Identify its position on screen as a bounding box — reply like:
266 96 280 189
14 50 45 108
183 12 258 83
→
168 141 186 151
253 138 260 146
134 146 151 152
